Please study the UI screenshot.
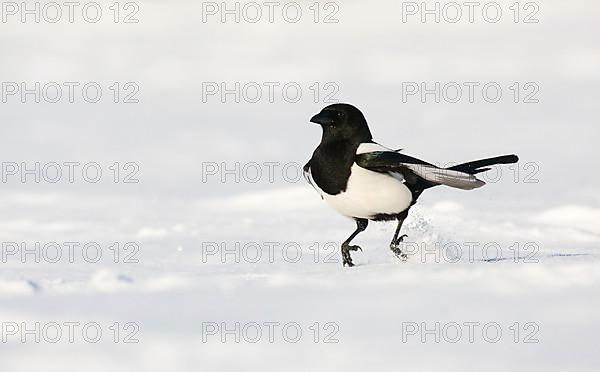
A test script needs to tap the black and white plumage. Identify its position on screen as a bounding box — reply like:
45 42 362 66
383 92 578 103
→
304 103 519 267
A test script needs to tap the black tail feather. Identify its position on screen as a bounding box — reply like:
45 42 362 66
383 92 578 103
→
448 154 519 175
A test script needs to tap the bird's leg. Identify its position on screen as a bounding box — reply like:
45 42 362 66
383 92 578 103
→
341 218 368 267
390 211 409 261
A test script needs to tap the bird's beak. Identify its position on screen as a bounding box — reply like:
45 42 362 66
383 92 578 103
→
310 111 334 126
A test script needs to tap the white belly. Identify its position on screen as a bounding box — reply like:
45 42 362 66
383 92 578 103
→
321 164 413 219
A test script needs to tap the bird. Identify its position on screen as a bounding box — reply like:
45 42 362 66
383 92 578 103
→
303 103 519 267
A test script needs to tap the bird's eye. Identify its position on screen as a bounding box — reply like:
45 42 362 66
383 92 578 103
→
337 112 344 118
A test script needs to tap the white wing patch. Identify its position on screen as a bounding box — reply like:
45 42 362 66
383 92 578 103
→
356 142 394 154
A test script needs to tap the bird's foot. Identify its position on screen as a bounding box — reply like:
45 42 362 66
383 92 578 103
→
341 243 362 267
390 246 408 261
390 234 408 261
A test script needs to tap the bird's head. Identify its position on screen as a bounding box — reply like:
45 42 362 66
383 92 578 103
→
310 103 372 143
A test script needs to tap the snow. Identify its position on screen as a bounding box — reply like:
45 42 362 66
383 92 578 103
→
1 187 599 371
1 0 599 370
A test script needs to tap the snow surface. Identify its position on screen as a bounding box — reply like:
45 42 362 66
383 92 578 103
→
1 187 600 371
1 0 600 370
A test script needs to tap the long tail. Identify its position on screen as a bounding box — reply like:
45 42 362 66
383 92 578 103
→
412 154 519 190
448 154 519 175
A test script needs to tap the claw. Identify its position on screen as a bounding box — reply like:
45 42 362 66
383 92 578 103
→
390 239 409 262
341 244 362 267
351 245 362 252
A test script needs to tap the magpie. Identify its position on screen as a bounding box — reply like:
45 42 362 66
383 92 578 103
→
303 103 519 267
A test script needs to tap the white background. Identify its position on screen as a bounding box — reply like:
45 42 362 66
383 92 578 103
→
0 0 599 371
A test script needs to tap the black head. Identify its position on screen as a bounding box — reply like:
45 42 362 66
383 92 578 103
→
310 103 372 143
